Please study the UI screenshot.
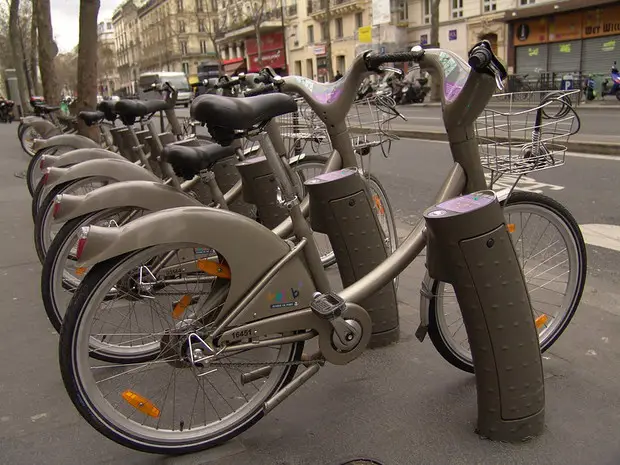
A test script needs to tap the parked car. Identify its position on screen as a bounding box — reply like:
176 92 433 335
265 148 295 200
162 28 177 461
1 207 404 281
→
138 71 193 107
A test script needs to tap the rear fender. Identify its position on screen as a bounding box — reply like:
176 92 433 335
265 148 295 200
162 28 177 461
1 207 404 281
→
41 148 127 170
21 116 44 125
27 119 61 139
54 181 202 222
416 186 522 342
33 134 99 152
45 158 161 190
77 207 315 316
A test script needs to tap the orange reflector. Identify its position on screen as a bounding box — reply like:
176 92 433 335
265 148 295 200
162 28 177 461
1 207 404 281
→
172 294 192 319
535 314 548 329
373 194 385 215
121 390 160 418
507 223 516 233
197 260 231 279
75 267 88 276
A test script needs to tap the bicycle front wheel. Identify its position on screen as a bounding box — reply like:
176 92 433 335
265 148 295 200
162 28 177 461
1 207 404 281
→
428 191 586 373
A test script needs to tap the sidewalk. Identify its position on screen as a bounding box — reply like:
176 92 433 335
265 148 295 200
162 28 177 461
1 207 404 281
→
1 123 620 465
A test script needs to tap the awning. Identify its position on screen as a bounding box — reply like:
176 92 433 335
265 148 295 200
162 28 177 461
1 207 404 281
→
222 57 246 76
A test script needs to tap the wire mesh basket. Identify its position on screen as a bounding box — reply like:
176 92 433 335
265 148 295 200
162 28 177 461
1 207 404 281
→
475 90 580 175
275 95 401 159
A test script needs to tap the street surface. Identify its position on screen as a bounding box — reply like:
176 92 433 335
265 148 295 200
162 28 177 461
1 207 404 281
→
2 122 620 464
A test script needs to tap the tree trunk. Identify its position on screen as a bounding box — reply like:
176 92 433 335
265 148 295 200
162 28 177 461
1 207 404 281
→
31 0 40 95
76 0 100 141
254 25 262 69
37 0 60 105
324 0 333 81
18 26 34 96
430 0 440 102
9 0 31 113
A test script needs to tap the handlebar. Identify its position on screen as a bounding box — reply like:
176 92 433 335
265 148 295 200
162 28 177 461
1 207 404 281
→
244 83 276 97
468 46 492 71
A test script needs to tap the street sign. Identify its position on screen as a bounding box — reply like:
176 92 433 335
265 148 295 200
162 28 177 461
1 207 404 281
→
449 29 457 41
358 26 372 43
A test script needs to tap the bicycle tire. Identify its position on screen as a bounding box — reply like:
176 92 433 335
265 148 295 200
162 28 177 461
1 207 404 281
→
59 245 303 454
427 191 586 373
26 146 73 196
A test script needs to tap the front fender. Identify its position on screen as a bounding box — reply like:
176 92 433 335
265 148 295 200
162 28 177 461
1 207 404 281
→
78 207 312 316
41 148 127 170
33 134 100 152
415 186 523 342
45 158 161 190
27 119 62 139
54 181 202 222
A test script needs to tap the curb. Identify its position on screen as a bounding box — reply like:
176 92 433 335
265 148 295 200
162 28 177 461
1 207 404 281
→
391 129 620 155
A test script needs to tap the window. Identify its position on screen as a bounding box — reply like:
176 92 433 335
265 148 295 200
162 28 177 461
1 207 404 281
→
292 24 299 46
198 19 206 32
200 40 208 53
355 12 363 28
423 0 430 24
336 55 345 73
451 0 463 18
295 60 302 75
307 24 314 44
483 0 496 12
177 0 184 12
107 22 112 30
182 62 190 74
335 18 343 38
196 0 204 11
398 0 408 21
180 40 188 54
306 58 314 78
211 0 217 11
520 0 535 4
321 21 328 41
178 20 186 32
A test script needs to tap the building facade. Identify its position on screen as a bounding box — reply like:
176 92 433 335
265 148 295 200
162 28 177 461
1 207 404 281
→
97 19 121 96
113 0 143 96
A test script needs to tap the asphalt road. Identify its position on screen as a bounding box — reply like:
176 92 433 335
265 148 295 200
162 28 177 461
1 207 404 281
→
2 125 620 465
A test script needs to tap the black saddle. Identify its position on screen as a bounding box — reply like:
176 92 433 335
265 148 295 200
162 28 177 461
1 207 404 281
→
163 143 237 180
78 111 105 127
41 105 61 113
97 101 117 122
115 99 171 124
191 94 297 130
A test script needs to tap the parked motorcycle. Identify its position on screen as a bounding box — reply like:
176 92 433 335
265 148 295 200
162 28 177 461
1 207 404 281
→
601 61 620 101
399 75 430 105
0 98 14 123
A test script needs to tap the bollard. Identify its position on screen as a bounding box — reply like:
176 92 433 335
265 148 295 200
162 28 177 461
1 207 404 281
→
305 167 399 347
424 190 545 442
5 69 23 118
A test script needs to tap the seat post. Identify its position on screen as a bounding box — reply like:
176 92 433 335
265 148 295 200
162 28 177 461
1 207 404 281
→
145 119 181 188
124 123 154 172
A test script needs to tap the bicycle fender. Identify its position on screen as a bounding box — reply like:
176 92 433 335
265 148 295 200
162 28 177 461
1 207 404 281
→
21 116 44 125
41 148 127 170
77 207 316 317
33 134 99 152
44 158 161 191
53 181 202 223
27 119 62 139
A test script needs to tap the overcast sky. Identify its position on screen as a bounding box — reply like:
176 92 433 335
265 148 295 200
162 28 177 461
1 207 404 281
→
51 0 125 52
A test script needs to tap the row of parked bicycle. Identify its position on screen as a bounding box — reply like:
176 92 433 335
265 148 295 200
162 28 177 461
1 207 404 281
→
19 41 586 455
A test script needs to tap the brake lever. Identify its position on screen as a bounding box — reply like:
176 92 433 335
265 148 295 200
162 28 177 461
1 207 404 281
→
489 62 505 91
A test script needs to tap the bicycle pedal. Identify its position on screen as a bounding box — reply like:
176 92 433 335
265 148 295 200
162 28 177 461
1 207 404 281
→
310 292 346 320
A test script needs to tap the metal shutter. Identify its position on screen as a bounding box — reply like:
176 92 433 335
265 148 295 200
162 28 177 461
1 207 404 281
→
581 35 620 74
548 40 582 73
516 44 548 75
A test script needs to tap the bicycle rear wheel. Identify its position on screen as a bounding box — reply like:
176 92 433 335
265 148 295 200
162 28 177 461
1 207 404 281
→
428 191 586 373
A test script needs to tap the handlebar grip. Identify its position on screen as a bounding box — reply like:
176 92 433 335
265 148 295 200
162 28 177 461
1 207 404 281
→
244 84 276 97
215 78 239 90
468 47 492 71
365 52 415 71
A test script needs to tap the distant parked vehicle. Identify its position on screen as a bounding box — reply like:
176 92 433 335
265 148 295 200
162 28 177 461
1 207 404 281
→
138 71 193 107
601 61 620 101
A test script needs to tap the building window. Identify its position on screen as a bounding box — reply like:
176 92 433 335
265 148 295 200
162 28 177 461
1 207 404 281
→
307 24 314 44
321 21 328 41
483 0 496 12
295 60 302 75
520 0 535 4
210 0 217 11
182 62 190 74
177 0 184 12
292 24 299 46
355 12 363 28
178 20 186 32
107 22 112 30
306 58 314 78
451 0 463 18
398 0 408 21
180 40 188 54
335 17 343 39
196 0 204 11
200 40 208 53
198 19 206 32
336 55 345 73
423 0 430 24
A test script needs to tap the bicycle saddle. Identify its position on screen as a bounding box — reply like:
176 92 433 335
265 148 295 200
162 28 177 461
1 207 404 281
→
163 143 237 180
115 99 171 124
190 93 298 130
97 101 118 122
78 111 105 127
40 105 61 113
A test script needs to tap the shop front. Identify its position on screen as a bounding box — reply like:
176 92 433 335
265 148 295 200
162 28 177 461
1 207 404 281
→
222 57 246 76
245 31 287 75
509 2 620 76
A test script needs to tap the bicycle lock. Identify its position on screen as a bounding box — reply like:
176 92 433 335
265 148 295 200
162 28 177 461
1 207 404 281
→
424 190 545 442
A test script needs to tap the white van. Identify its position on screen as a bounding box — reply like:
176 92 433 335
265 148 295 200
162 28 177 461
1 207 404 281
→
138 71 193 107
